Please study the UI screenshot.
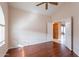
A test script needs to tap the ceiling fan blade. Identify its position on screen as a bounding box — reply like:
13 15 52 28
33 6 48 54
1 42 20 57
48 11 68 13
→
45 3 48 10
49 2 58 5
36 2 45 6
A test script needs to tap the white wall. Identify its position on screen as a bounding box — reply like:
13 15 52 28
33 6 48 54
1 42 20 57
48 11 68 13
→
51 3 79 56
8 6 51 49
0 3 8 57
65 17 71 50
47 20 53 41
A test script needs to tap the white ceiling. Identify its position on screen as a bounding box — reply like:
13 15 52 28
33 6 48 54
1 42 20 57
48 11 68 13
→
8 2 79 15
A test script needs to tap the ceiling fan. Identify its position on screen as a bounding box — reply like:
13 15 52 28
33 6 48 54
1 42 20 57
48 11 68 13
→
36 2 58 10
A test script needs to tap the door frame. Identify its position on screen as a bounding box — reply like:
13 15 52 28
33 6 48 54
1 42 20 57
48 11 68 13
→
47 17 73 51
71 16 74 52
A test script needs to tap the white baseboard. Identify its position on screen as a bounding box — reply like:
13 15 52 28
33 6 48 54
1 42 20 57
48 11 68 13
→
9 40 52 49
73 49 79 56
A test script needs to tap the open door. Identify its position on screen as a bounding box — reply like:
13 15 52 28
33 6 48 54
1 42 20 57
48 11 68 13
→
53 22 61 39
53 23 59 39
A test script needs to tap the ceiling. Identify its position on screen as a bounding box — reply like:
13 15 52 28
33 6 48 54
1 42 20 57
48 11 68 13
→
8 2 79 15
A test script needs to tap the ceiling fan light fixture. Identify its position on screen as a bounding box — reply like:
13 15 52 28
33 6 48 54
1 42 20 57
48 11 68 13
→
36 2 58 10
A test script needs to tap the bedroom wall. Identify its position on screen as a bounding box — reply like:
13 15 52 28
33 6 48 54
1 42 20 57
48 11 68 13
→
8 2 79 56
8 6 51 49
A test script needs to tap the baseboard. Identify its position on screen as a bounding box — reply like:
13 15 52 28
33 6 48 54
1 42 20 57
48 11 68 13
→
8 40 52 50
73 50 79 56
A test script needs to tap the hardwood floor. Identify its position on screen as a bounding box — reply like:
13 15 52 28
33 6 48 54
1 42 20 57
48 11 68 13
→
5 41 77 57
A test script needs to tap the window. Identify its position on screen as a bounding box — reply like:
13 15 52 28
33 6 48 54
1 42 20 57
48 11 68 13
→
0 6 5 46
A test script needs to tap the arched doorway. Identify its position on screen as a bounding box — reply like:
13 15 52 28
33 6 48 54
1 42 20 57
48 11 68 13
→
0 5 5 46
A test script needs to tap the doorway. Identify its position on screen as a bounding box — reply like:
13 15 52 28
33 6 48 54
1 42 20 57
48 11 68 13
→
47 17 72 50
53 22 60 39
52 22 61 43
52 21 66 44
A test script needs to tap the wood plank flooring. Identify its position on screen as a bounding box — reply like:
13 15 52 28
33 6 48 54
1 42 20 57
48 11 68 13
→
5 41 77 57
